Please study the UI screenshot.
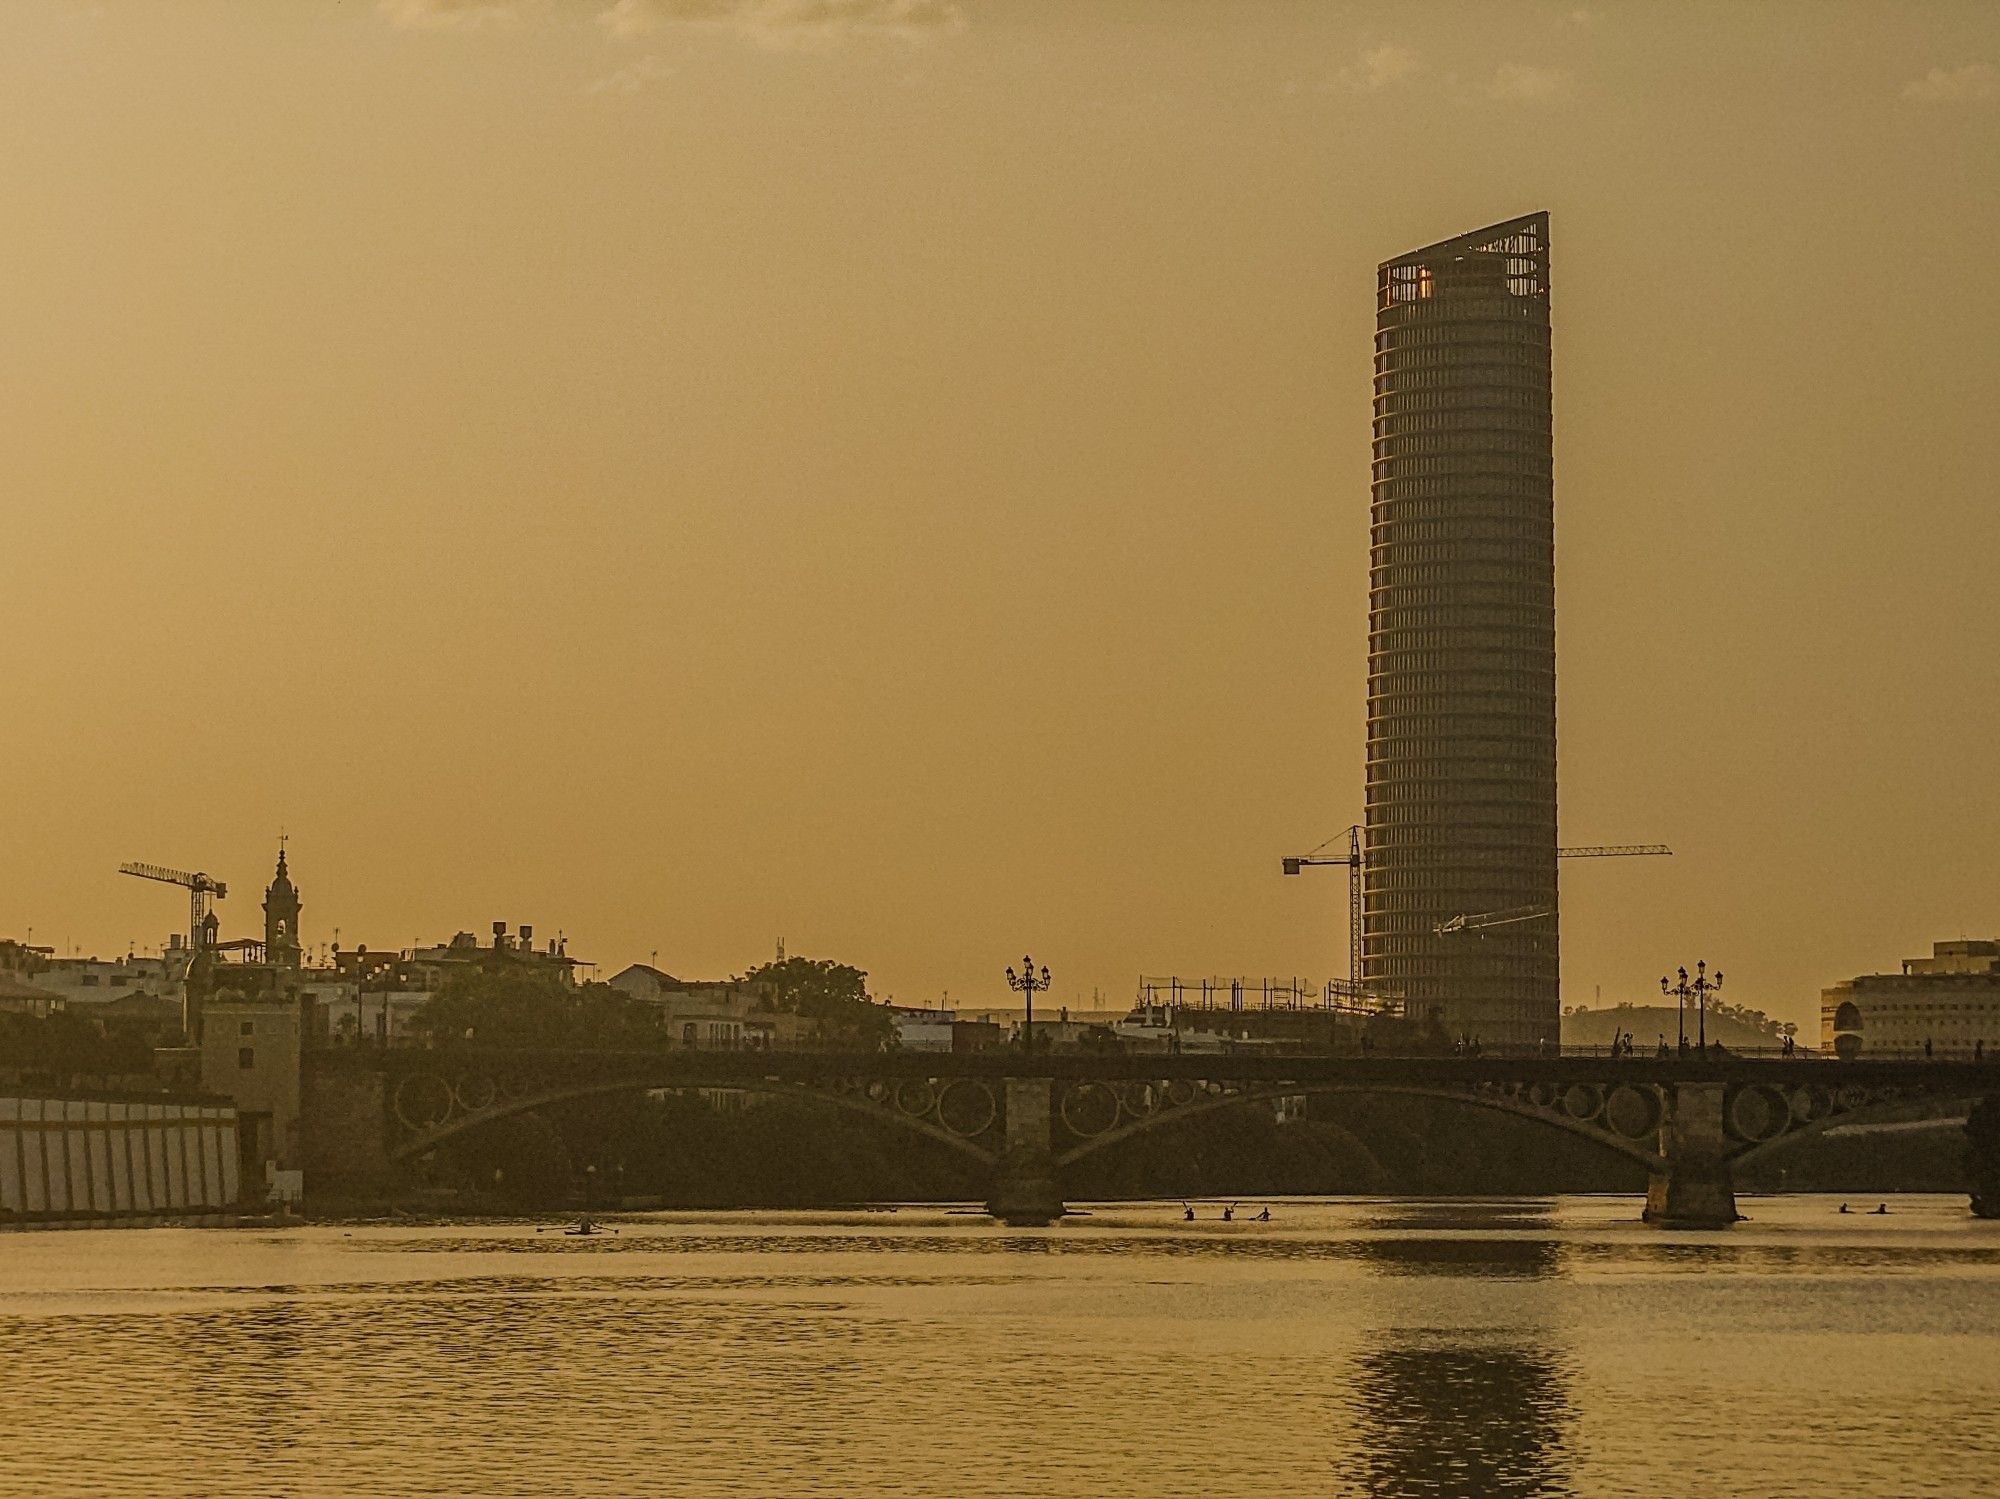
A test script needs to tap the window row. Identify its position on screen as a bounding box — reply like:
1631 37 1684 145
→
1374 346 1550 376
1374 371 1551 401
1373 476 1553 504
1372 514 1552 540
1370 645 1552 668
1367 720 1554 743
1363 787 1555 813
1375 385 1550 415
1374 319 1547 352
1367 561 1553 587
1374 411 1551 440
1371 538 1552 565
1376 434 1552 460
1365 734 1548 758
1374 465 1553 489
1369 578 1555 603
1371 603 1551 628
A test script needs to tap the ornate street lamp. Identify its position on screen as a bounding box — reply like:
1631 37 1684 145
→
1662 968 1689 1051
1661 961 1724 1053
1695 962 1722 1051
1006 955 1051 1054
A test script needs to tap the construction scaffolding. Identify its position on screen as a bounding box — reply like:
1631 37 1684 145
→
1135 975 1404 1020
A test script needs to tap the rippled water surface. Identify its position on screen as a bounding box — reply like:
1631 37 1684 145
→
2 1195 1997 1497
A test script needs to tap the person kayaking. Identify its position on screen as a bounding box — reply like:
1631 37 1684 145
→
1182 1202 1195 1222
1255 1206 1271 1222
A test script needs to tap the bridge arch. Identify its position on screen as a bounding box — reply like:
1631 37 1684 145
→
1052 1080 1664 1171
1728 1088 1976 1170
389 1072 1003 1167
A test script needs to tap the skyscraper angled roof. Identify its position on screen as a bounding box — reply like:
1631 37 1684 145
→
1379 211 1550 303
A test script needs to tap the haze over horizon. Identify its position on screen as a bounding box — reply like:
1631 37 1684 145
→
5 1 1998 1026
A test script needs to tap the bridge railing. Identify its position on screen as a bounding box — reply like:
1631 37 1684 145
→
327 1035 1841 1066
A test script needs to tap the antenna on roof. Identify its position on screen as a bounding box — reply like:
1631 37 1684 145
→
776 936 786 962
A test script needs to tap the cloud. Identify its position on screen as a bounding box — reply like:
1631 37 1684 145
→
1487 62 1571 101
586 52 674 94
1333 43 1420 93
378 0 539 29
597 0 967 49
1902 63 1998 104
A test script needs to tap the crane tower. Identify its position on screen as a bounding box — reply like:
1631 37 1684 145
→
118 861 228 954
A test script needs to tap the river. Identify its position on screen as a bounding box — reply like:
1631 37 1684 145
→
1 1195 1994 1497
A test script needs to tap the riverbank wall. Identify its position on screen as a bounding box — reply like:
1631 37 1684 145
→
0 1092 242 1228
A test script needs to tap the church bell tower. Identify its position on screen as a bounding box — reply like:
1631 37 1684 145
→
263 845 303 968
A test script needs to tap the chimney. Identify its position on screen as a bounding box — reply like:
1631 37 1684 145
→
492 920 508 951
520 924 533 949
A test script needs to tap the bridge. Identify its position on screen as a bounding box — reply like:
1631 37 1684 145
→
300 1048 2000 1228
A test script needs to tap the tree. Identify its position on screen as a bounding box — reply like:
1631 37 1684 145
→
411 969 660 1050
0 1009 155 1077
739 956 897 1050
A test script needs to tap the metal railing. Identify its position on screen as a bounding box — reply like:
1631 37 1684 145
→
1135 976 1404 1020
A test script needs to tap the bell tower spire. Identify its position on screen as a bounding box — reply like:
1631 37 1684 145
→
263 841 303 968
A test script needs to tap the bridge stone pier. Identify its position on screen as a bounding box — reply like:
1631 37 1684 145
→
300 1049 2000 1228
985 1078 1065 1227
1969 1097 2000 1219
1643 1081 1738 1229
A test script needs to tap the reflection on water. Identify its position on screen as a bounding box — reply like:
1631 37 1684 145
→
1354 1235 1563 1277
0 1196 1995 1498
1352 1213 1571 1496
1354 1340 1572 1498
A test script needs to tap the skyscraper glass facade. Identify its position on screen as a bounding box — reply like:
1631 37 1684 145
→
1365 213 1557 1047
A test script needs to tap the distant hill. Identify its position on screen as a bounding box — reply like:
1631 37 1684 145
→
1561 1004 1802 1052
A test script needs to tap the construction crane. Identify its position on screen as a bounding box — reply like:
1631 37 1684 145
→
118 862 227 953
1282 835 1672 985
1282 827 1365 992
1435 903 1555 935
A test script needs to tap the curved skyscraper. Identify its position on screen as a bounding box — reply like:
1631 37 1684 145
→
1365 213 1557 1048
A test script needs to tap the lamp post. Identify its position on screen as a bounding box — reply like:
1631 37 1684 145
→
1695 962 1721 1051
1662 968 1690 1051
1661 961 1723 1053
1006 955 1051 1054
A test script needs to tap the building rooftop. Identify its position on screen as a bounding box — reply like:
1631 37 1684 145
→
1379 211 1549 303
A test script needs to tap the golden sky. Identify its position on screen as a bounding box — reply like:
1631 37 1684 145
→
3 1 1997 1023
